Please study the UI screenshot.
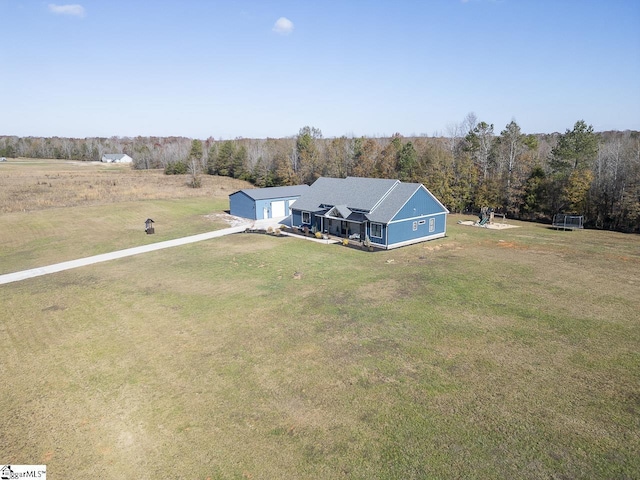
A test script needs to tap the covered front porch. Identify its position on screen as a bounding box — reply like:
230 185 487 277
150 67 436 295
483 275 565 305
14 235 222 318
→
322 217 365 240
318 205 367 242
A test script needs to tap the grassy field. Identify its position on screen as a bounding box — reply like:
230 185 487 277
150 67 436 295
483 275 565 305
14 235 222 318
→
0 158 248 214
1 159 639 479
0 158 249 272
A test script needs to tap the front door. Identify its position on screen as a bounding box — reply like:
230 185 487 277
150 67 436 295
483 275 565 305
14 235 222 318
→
331 219 341 236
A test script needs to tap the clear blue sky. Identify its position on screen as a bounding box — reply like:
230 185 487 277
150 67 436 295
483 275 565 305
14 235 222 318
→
1 0 639 138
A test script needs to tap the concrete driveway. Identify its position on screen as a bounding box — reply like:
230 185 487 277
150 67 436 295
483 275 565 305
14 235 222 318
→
0 224 251 286
0 215 298 286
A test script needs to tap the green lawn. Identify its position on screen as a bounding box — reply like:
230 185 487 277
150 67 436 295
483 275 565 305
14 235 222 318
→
0 198 231 273
1 215 639 479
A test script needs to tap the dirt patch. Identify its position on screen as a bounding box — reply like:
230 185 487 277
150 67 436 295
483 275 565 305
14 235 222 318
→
458 220 519 230
204 212 249 227
423 241 463 252
497 240 527 250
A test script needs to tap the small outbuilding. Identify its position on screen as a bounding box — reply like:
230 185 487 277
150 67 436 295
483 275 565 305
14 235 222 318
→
145 218 155 234
101 153 133 163
229 185 310 220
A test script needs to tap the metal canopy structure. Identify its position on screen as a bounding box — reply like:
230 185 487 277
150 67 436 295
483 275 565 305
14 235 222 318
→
552 214 584 230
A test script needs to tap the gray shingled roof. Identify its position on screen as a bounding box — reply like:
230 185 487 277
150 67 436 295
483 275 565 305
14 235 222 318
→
366 182 421 223
291 177 399 213
293 177 448 225
233 184 309 201
332 205 353 219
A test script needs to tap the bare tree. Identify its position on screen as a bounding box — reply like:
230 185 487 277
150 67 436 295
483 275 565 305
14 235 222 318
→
466 121 494 180
463 112 478 136
187 139 203 188
445 122 463 156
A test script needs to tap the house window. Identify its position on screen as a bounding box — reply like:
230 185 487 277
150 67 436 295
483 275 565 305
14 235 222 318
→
370 223 382 239
413 221 418 231
429 218 435 232
302 212 311 224
418 220 426 225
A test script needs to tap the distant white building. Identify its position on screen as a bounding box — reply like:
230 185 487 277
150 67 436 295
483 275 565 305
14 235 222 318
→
101 153 133 163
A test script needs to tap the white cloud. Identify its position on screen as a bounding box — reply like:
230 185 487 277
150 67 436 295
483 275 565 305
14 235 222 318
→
272 17 294 35
48 4 86 17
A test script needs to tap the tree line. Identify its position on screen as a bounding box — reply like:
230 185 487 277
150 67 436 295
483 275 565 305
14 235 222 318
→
1 117 638 232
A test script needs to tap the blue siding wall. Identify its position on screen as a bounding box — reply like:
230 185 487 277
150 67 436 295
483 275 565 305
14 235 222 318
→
394 186 447 221
292 210 324 231
231 194 302 220
387 213 446 246
292 210 303 226
382 186 448 247
229 192 256 219
254 199 270 219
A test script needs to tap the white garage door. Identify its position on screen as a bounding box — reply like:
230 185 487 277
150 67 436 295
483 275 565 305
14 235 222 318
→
271 201 286 217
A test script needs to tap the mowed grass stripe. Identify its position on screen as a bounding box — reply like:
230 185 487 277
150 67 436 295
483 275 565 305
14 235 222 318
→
2 161 639 478
2 222 639 478
0 198 233 273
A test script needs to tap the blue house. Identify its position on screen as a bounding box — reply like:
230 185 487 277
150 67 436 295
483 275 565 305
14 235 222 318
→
291 177 449 249
229 185 309 220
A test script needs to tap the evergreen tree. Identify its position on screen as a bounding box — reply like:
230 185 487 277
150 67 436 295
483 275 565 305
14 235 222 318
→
550 120 598 213
214 141 235 177
551 120 598 172
397 141 417 182
296 126 322 184
521 166 548 217
231 144 248 179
